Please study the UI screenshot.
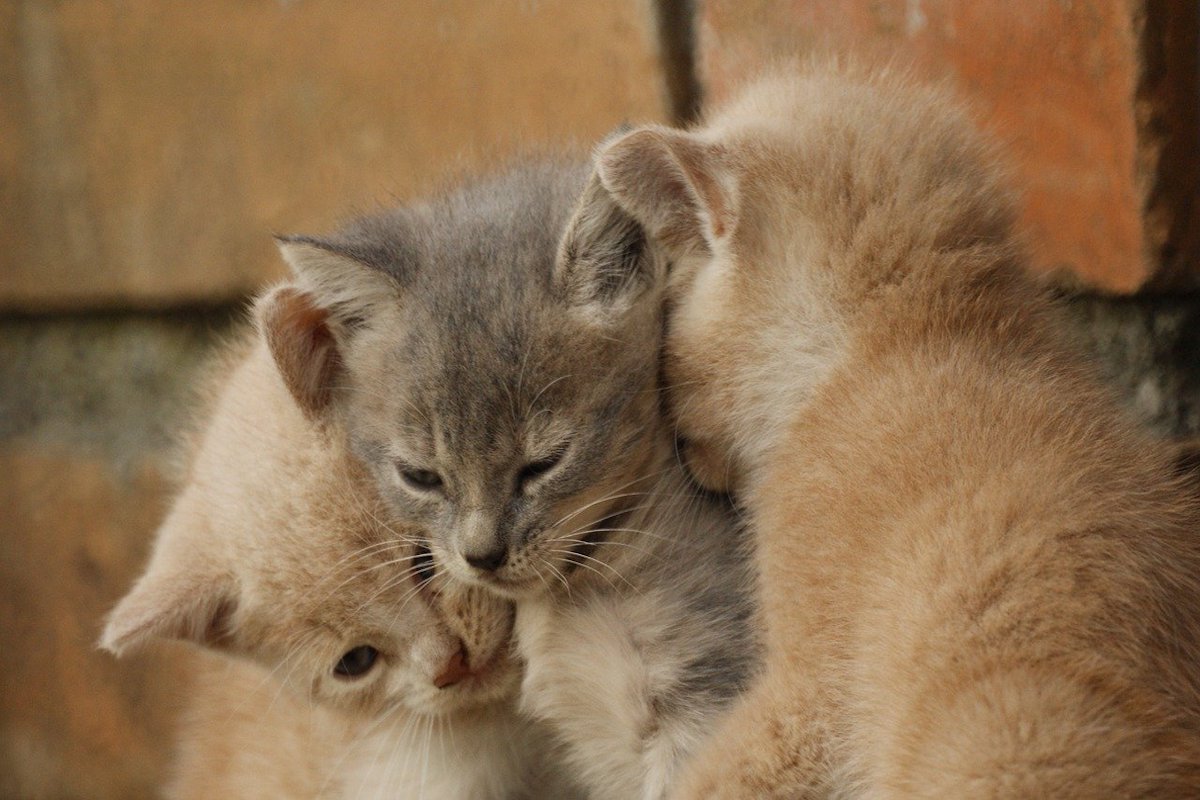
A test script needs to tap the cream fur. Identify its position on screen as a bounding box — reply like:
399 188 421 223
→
102 325 577 799
261 157 761 800
169 653 556 800
593 64 1200 798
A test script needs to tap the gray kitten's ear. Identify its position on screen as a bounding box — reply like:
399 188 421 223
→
274 236 399 328
99 540 238 657
595 125 736 258
555 170 656 315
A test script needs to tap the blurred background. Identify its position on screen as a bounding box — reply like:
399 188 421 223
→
1 1 1197 797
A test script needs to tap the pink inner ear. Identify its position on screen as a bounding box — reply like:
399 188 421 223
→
599 127 731 254
672 140 733 241
259 286 343 418
100 562 238 656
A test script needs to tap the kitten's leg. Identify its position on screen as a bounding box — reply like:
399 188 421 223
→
668 669 830 800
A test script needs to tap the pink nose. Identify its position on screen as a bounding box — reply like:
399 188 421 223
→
434 644 472 689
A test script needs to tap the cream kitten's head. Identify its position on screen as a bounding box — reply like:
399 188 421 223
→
257 158 671 598
573 68 1016 490
101 339 519 718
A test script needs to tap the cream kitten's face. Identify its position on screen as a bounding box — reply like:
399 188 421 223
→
261 162 670 599
227 527 521 718
102 346 521 720
581 101 1016 492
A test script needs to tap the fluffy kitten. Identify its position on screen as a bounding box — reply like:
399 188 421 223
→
101 330 564 799
259 159 760 799
576 65 1200 797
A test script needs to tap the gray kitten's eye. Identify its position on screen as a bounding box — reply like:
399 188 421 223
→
399 467 443 492
334 645 379 679
413 544 436 585
518 448 567 486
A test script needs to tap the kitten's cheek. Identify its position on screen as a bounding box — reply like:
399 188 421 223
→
681 438 736 494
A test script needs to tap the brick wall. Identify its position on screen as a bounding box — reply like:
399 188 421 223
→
3 2 1198 798
699 0 1200 294
694 0 1200 441
1 3 668 797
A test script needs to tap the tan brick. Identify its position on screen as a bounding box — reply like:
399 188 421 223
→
1 1 665 311
0 311 232 797
0 445 193 799
699 0 1199 293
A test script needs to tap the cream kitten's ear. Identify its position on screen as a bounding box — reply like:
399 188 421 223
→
99 552 238 657
595 126 736 258
255 284 342 418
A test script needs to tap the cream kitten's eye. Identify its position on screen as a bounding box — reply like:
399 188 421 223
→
333 645 379 679
399 467 443 492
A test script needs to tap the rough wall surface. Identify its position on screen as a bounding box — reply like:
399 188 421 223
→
0 311 234 799
1 0 665 311
1 2 667 797
699 0 1199 294
2 3 1198 798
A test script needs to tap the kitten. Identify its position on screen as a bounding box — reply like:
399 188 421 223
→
576 64 1200 797
258 158 760 799
101 330 567 799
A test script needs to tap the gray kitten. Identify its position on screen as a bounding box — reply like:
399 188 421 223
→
259 156 760 799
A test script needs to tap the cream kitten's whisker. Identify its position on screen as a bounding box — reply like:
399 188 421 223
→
314 539 416 588
353 566 432 618
312 550 427 606
261 156 757 800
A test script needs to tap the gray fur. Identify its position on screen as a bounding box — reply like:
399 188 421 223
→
276 156 759 798
516 466 761 800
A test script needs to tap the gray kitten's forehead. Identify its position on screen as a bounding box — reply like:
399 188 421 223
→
345 159 636 441
387 301 620 466
338 158 590 290
328 154 665 543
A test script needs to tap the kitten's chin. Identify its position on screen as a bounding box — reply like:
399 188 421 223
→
442 560 549 600
467 573 547 601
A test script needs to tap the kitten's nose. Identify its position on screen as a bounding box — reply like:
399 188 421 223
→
463 545 507 573
434 642 471 689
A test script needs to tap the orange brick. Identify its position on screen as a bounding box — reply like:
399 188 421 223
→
699 0 1199 293
0 445 193 799
1 1 665 310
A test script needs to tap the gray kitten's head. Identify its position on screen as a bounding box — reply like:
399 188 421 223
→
261 157 668 598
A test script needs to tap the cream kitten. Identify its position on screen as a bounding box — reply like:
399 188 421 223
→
257 159 760 800
575 65 1200 797
101 327 571 799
